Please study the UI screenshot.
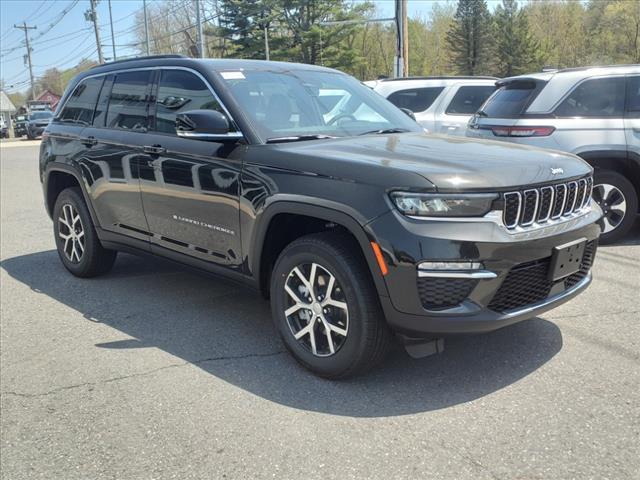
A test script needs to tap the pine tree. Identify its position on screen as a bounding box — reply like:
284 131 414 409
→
493 0 540 76
446 0 493 75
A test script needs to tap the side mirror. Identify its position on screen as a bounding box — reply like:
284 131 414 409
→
176 110 242 141
399 107 416 121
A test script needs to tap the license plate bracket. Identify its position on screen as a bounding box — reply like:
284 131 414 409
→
549 238 586 281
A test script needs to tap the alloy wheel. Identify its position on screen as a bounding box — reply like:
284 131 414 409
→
593 183 627 233
284 262 349 357
58 203 85 263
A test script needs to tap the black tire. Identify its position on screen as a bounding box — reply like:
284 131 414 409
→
593 170 638 244
270 231 391 379
53 187 117 277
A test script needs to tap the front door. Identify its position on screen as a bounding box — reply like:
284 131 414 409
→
138 68 243 270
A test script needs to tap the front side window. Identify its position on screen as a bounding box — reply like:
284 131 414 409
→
445 85 496 115
387 87 444 113
106 70 152 131
554 77 625 118
221 69 422 140
154 69 235 135
58 76 104 125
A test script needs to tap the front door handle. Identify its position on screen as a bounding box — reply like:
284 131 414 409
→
80 136 97 147
143 144 166 155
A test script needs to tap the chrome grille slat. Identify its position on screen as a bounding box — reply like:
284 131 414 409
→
502 177 592 230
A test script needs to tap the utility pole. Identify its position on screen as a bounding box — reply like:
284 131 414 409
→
13 22 37 100
264 26 270 61
195 0 204 58
108 0 116 61
394 0 408 77
143 0 150 55
402 0 408 76
85 0 104 64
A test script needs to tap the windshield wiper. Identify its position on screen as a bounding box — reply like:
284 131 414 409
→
266 134 337 144
358 128 411 136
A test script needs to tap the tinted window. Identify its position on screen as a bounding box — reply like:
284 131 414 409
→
481 81 542 118
58 77 104 125
154 70 233 135
555 77 625 117
93 75 113 127
106 71 151 130
387 87 444 112
626 76 640 114
445 85 496 115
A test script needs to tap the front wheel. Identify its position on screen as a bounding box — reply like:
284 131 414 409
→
270 232 391 379
593 170 638 244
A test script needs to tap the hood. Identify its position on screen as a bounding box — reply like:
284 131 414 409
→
277 132 592 190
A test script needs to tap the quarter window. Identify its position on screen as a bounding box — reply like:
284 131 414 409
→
387 87 444 112
154 70 234 135
106 70 152 130
554 77 625 118
58 76 104 125
626 76 640 115
445 85 496 115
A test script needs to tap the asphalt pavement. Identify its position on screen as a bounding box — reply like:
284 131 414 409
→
1 142 639 479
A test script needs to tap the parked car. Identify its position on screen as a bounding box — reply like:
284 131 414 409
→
368 76 497 135
467 65 639 243
26 110 53 139
13 114 28 137
40 56 600 378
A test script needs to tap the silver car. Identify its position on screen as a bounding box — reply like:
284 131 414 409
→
369 77 497 135
467 65 640 243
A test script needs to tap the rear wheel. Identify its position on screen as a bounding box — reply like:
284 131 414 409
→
53 187 117 277
270 232 391 379
593 170 638 244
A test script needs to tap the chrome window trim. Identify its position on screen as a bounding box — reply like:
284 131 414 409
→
521 188 539 227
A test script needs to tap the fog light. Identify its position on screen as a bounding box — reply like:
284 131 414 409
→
418 261 483 270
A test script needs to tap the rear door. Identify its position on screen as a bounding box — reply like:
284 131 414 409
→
434 83 496 135
138 68 243 270
625 75 640 161
78 70 154 243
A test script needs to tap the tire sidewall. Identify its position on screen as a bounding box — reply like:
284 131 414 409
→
594 170 638 243
270 241 370 377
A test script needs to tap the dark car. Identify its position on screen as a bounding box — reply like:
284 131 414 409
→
13 114 28 137
39 56 601 378
26 110 53 139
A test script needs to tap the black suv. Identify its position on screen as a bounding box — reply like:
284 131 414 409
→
40 56 601 378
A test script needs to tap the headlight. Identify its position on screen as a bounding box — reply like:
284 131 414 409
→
390 192 497 217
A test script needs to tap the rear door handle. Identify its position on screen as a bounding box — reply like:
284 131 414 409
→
80 136 97 147
143 144 166 155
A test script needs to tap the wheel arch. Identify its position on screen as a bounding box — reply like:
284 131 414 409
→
250 201 389 299
44 164 101 227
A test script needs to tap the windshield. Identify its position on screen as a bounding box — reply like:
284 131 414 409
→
219 69 422 141
30 111 53 120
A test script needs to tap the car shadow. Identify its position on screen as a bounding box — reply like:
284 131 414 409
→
1 250 563 417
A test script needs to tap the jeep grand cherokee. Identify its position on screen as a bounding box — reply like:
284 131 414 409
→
40 56 601 378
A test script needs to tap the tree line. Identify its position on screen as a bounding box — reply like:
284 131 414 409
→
6 0 640 108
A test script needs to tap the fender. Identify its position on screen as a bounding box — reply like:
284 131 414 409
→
249 198 391 298
576 149 628 164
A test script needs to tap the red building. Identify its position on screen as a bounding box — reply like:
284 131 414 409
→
35 90 61 110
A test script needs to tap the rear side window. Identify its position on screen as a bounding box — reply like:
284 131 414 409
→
106 70 152 131
387 87 444 112
481 81 542 118
625 76 640 116
445 85 496 115
58 76 104 125
154 69 234 135
555 77 625 117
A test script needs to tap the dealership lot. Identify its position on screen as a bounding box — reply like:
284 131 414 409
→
1 142 639 479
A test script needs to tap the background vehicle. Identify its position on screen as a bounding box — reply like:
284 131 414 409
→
26 110 53 139
41 56 600 378
369 76 497 135
13 114 28 137
467 65 640 243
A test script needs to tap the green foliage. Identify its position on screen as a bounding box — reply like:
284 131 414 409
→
492 0 540 77
446 0 493 75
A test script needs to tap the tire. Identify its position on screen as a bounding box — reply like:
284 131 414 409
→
270 231 391 379
593 170 638 244
53 187 117 277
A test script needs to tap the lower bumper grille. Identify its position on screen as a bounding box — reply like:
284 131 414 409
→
418 277 478 310
488 240 597 313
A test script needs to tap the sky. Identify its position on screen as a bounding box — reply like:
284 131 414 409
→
0 0 501 95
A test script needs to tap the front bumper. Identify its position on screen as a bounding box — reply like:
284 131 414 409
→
369 206 601 337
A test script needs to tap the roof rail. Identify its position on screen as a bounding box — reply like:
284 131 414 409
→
555 63 640 74
91 54 187 69
379 75 498 82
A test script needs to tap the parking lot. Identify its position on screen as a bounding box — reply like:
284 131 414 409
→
1 140 639 479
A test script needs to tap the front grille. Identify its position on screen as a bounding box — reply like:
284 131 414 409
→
488 240 597 313
417 277 478 310
503 177 592 229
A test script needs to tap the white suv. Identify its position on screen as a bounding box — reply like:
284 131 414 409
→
368 77 497 135
466 65 639 243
